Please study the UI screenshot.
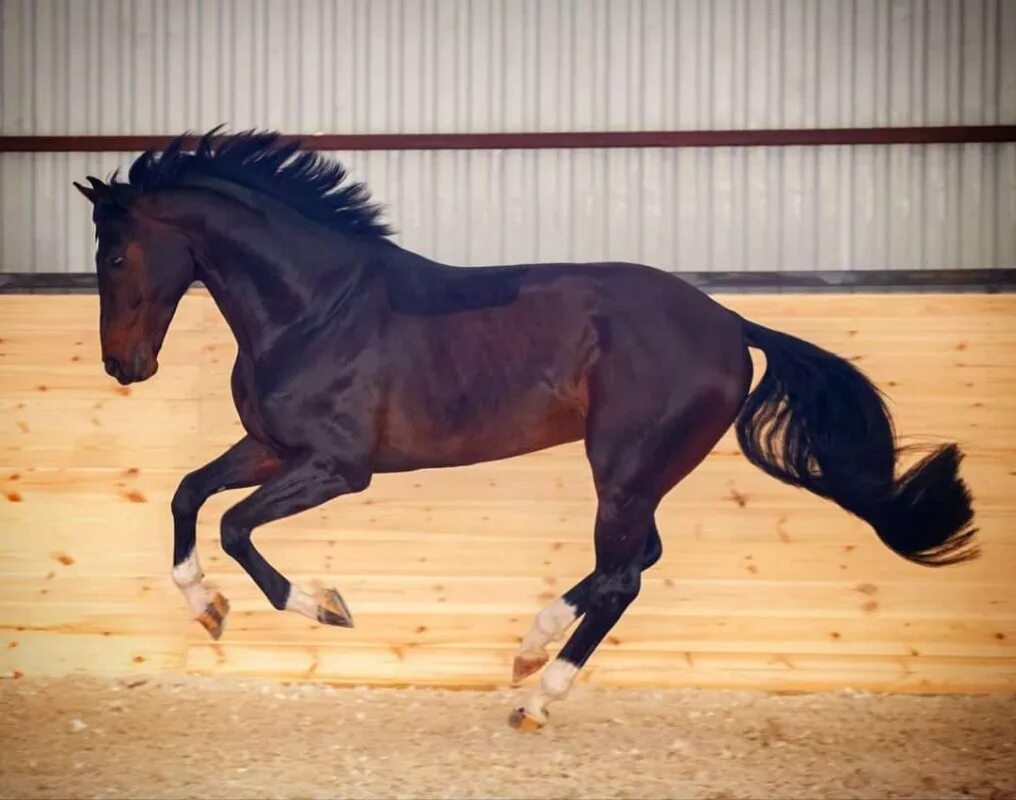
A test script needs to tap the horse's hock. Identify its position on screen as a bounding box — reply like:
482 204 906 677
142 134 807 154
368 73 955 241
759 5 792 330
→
2 291 1013 693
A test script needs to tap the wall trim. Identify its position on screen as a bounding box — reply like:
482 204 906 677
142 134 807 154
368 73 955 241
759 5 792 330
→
3 270 1014 295
2 126 1016 153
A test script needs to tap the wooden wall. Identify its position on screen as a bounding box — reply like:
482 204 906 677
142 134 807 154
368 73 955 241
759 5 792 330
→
1 292 1014 692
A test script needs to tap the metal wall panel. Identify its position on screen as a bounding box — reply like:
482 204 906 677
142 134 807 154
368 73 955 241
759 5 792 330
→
1 0 1014 273
3 144 1014 273
3 0 1015 135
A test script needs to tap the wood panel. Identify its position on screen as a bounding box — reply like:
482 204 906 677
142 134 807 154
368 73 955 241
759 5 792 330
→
1 292 1014 692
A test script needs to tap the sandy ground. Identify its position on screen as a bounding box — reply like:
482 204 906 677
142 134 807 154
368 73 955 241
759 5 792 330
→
0 676 1014 800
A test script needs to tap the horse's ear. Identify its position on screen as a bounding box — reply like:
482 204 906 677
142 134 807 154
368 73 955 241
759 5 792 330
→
74 175 108 204
73 180 98 204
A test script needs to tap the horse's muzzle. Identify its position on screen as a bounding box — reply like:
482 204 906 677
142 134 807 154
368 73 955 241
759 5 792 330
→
103 353 157 384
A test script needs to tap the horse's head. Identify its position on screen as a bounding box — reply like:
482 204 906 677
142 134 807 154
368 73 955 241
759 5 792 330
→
73 176 196 384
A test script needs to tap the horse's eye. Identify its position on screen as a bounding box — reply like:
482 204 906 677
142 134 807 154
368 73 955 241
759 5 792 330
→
110 256 124 267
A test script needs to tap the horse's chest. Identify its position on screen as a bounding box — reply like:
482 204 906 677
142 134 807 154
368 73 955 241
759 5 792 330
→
230 358 279 443
230 353 375 451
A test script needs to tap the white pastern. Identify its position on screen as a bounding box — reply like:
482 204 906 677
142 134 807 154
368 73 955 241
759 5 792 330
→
285 585 319 620
519 597 579 653
523 659 580 722
171 549 214 618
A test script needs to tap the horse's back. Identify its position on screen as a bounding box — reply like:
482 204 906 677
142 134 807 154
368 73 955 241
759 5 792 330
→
371 259 747 471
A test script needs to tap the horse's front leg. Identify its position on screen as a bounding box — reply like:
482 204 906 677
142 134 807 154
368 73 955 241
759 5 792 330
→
219 452 371 626
170 435 282 639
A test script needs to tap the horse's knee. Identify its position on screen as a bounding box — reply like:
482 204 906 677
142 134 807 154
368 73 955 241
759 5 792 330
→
219 510 249 560
171 472 204 519
219 511 288 611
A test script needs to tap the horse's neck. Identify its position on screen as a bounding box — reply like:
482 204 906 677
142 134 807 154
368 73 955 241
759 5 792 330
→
190 208 373 360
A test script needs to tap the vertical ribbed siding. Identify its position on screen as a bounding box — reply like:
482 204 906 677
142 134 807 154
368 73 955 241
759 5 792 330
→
3 0 1014 134
1 0 1015 274
3 145 1014 273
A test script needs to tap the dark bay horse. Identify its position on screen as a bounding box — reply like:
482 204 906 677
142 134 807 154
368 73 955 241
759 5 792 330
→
74 130 977 730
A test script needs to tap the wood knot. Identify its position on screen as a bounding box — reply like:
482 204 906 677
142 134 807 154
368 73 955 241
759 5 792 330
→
727 487 748 508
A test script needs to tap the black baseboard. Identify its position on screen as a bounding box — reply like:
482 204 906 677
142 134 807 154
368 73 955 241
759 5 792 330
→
1 269 1014 295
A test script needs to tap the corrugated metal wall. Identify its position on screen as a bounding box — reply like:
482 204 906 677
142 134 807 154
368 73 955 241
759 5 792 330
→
6 0 1016 134
2 0 1015 273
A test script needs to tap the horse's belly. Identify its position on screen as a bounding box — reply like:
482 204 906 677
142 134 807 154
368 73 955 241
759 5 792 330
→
373 387 586 472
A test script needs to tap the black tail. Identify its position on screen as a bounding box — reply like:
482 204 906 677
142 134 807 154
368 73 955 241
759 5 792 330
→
736 319 978 566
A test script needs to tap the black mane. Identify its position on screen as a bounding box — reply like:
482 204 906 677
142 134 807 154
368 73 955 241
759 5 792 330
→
122 127 392 237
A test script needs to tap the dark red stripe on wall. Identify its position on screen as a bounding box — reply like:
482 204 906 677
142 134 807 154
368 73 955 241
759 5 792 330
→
2 126 1015 153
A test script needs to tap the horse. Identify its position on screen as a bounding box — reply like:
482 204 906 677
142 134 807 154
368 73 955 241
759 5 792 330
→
73 129 978 731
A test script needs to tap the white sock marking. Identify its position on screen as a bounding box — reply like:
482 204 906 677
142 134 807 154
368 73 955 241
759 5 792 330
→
171 549 214 618
519 597 579 654
523 659 580 723
285 585 319 620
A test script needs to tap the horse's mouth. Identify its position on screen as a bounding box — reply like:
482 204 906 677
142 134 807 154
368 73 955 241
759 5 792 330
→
104 355 159 384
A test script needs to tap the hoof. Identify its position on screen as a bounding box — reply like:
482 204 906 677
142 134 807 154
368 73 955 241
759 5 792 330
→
197 592 230 640
316 588 354 628
508 707 545 733
512 650 549 683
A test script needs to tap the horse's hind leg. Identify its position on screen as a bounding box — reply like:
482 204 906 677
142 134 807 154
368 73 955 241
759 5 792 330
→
509 483 656 730
512 524 662 682
510 369 747 730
